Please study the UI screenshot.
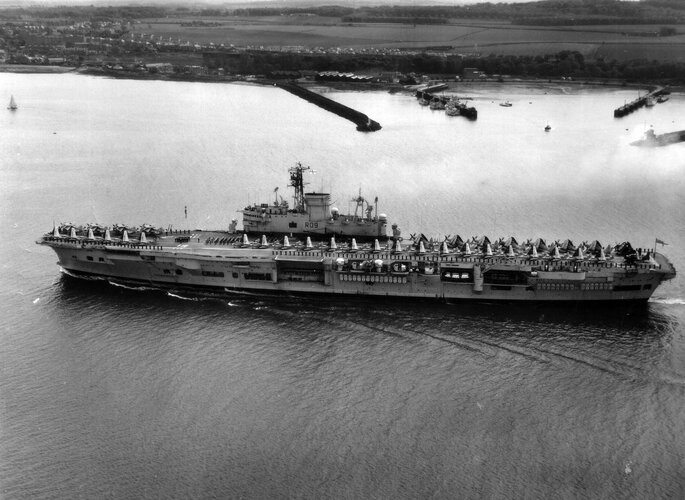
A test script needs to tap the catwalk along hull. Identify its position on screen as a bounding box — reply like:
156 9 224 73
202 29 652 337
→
38 231 675 303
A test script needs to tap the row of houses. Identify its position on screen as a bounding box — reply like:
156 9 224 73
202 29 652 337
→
315 71 374 83
5 53 69 65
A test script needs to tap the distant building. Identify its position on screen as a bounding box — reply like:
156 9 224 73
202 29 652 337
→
463 67 483 80
267 70 298 79
315 71 373 83
183 65 206 75
378 72 405 83
145 62 174 74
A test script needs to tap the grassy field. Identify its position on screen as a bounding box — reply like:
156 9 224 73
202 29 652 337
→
133 16 685 61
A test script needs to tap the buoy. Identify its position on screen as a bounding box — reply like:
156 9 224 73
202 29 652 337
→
123 230 129 242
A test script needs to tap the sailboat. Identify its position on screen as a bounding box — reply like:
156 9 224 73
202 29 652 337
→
8 95 17 110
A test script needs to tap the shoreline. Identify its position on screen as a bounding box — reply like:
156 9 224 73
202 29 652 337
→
0 64 77 74
2 64 683 93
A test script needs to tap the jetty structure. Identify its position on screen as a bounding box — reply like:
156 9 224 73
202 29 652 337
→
614 87 667 118
277 82 381 132
415 86 477 120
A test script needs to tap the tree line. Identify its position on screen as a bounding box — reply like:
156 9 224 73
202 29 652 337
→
3 1 684 25
205 49 685 83
234 0 685 25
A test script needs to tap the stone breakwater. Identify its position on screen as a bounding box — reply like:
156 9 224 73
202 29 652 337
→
277 82 382 132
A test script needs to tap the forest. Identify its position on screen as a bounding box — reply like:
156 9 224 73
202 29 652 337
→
207 50 685 83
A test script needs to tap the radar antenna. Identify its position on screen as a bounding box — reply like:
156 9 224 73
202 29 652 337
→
352 188 366 221
289 162 311 212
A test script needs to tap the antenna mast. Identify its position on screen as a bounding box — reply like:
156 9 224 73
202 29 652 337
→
289 162 310 212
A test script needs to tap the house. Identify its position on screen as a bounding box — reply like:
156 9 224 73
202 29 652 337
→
463 68 483 80
145 62 174 74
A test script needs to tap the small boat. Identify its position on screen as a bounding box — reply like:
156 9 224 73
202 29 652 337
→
445 104 460 117
7 95 17 110
429 97 445 110
545 124 551 132
500 101 512 107
645 96 656 107
657 96 669 103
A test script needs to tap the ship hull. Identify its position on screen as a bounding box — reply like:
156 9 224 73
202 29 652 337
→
58 269 655 308
41 235 673 303
630 129 685 147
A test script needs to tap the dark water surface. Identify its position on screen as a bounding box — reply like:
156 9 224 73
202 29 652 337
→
1 74 684 498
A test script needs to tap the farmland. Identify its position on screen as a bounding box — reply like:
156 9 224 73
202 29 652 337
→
2 2 684 84
132 16 685 62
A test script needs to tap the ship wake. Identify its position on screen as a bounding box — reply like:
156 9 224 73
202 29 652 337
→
109 280 157 292
60 267 107 281
650 297 685 306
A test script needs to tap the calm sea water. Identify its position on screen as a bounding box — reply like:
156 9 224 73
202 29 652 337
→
1 73 684 498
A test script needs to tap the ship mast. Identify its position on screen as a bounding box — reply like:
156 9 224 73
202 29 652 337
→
289 162 310 212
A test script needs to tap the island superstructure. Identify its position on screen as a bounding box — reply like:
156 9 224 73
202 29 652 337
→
240 163 389 241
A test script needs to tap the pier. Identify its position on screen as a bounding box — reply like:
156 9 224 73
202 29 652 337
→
277 82 381 132
417 83 449 94
416 89 477 120
613 86 666 118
